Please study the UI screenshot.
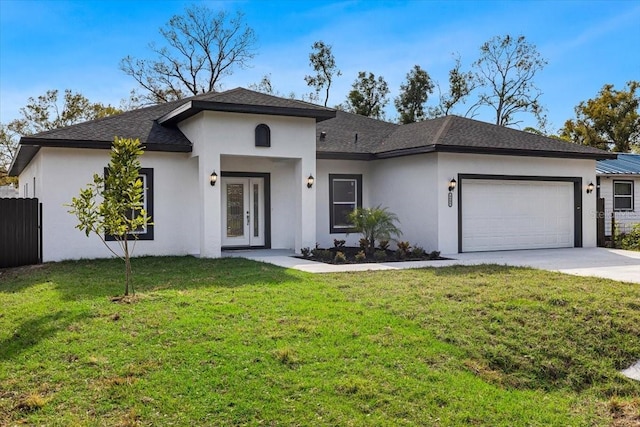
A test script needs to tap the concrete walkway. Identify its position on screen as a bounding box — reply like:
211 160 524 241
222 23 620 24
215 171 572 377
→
223 247 640 284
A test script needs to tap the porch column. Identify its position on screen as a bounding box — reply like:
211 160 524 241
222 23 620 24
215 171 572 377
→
295 158 316 253
199 154 221 258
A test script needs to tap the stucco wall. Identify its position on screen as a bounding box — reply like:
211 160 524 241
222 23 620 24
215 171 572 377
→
32 148 199 262
179 111 317 256
369 154 439 251
315 159 372 248
599 176 640 235
436 153 597 253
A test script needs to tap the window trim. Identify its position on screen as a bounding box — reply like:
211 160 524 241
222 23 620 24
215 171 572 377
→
105 168 154 241
329 174 362 234
613 180 634 212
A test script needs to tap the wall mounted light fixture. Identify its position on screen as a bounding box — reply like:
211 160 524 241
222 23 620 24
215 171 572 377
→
448 178 457 192
210 171 218 186
307 174 315 189
586 182 594 194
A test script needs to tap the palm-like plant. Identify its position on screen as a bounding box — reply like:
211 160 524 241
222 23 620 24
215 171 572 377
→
347 206 402 254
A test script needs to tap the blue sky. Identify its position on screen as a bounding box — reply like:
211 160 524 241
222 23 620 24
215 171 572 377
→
1 0 639 132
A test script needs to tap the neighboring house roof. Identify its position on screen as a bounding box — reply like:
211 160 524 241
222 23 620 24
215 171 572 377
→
596 153 640 175
9 87 615 176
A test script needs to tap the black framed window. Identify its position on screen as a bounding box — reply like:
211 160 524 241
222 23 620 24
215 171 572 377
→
613 180 634 211
329 174 362 233
255 124 271 147
106 168 154 241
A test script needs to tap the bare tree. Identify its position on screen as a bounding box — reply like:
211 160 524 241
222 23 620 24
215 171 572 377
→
429 55 477 118
473 35 547 126
120 5 257 104
304 41 341 107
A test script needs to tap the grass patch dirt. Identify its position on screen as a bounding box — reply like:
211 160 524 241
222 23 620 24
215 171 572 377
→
1 256 638 426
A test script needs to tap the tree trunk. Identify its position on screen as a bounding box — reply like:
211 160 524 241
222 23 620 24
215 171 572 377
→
124 238 132 296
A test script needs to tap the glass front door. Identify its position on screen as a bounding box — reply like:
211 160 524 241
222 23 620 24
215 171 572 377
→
221 177 264 247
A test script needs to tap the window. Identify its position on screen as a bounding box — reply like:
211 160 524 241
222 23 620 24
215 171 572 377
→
613 180 634 211
106 168 154 241
255 124 271 147
329 174 362 233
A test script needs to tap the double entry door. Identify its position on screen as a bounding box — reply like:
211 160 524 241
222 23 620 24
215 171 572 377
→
221 177 265 247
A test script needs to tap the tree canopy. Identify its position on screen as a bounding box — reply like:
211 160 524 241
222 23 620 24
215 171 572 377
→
0 89 121 177
304 41 341 107
342 72 390 119
429 56 476 118
394 65 434 124
560 81 640 152
472 35 547 127
120 5 257 105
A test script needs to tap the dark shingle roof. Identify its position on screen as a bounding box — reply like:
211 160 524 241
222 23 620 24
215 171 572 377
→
318 115 616 160
597 153 640 174
10 88 615 176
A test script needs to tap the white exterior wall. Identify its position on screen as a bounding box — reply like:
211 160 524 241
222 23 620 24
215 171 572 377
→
31 147 199 262
315 159 372 248
17 150 42 199
437 153 597 253
599 175 640 235
369 154 439 251
179 111 317 257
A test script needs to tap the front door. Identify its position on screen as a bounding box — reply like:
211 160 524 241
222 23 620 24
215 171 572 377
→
221 177 265 247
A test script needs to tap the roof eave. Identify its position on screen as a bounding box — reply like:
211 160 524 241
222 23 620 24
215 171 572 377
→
158 100 337 125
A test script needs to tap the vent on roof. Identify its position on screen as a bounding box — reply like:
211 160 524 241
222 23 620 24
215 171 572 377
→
355 133 358 143
320 131 326 140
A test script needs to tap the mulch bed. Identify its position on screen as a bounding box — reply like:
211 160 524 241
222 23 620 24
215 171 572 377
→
295 246 447 264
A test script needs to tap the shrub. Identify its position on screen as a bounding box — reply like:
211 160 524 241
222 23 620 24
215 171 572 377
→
620 224 640 250
359 238 370 250
355 250 367 262
348 206 402 254
411 246 426 259
374 250 387 261
301 247 311 258
312 248 332 261
396 241 411 252
334 251 347 263
429 250 441 260
378 240 390 250
333 239 346 248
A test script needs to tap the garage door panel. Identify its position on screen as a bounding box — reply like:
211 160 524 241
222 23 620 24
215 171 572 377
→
462 179 574 252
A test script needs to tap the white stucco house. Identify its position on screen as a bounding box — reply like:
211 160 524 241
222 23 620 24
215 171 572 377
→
596 153 640 236
9 88 615 262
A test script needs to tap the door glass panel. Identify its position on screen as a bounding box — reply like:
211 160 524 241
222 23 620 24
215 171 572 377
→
253 183 259 237
226 183 244 237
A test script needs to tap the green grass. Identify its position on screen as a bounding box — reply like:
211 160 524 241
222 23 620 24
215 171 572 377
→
1 257 638 426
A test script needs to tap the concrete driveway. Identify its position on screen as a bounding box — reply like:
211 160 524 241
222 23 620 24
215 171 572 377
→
228 247 640 284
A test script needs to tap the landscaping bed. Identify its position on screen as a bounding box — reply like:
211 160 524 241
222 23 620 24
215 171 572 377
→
298 244 445 264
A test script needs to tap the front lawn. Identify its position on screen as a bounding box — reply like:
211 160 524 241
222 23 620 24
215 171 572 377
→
1 257 638 426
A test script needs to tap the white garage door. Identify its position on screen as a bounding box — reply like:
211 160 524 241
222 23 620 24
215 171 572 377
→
461 179 574 252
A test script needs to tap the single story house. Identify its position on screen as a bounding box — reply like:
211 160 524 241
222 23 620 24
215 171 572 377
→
9 88 615 262
596 153 640 236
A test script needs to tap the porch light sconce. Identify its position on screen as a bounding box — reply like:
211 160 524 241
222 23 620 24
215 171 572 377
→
586 182 594 194
448 178 457 192
210 171 218 186
307 174 315 189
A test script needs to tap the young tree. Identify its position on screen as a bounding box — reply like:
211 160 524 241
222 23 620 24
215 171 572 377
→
68 137 151 296
120 5 257 104
304 41 341 107
347 206 402 255
343 72 390 119
560 81 640 152
0 90 121 174
394 65 434 124
473 35 547 127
